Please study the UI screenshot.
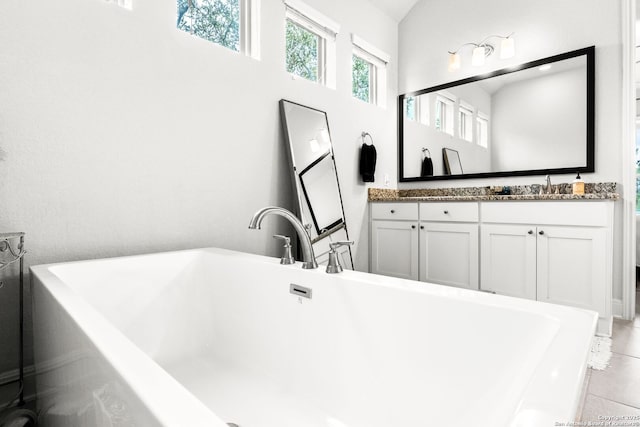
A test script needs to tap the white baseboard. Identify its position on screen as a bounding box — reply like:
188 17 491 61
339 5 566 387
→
613 298 624 318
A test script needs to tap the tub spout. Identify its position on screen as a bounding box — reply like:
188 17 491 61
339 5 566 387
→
248 207 318 269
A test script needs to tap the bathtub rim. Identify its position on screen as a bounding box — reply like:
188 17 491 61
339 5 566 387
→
30 247 598 427
30 249 230 427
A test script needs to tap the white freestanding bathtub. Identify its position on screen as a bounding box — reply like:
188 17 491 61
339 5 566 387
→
31 247 597 427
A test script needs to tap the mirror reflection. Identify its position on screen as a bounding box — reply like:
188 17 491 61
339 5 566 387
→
279 99 354 270
400 47 594 181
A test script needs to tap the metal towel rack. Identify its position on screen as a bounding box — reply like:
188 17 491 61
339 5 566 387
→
0 232 26 406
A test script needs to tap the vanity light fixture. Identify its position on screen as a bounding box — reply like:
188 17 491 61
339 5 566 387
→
448 33 515 71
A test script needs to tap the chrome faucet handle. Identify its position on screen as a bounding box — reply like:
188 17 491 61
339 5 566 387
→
326 241 354 274
273 235 295 265
544 174 552 194
329 241 354 251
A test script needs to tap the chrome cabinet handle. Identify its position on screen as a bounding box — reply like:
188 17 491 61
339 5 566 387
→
539 230 545 235
527 230 533 235
420 225 424 229
390 209 395 213
411 225 416 229
443 210 449 214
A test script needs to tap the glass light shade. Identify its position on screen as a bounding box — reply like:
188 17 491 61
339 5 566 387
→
471 46 486 66
500 37 515 59
309 139 320 152
448 52 461 72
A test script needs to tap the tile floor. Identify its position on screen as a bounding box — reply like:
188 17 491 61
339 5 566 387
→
578 289 640 423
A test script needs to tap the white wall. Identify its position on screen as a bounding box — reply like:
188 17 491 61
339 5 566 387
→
0 0 398 400
398 0 625 303
491 67 586 172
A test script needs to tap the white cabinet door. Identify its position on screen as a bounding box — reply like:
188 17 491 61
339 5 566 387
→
536 225 608 313
480 224 537 300
419 222 479 290
371 220 419 280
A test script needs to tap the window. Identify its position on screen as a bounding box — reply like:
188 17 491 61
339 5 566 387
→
477 114 489 148
405 95 429 125
417 94 430 125
286 20 320 82
352 55 372 103
459 104 473 142
351 34 389 107
285 0 338 88
177 0 259 58
435 95 454 136
405 97 416 121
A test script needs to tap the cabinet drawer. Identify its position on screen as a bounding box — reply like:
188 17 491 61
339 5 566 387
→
481 201 611 227
371 203 418 220
420 202 479 222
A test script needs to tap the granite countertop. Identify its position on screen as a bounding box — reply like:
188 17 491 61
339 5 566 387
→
368 183 619 202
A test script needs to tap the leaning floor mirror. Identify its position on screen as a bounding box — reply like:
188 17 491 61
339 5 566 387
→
279 99 354 269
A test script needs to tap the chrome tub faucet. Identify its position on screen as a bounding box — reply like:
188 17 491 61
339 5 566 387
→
248 207 318 269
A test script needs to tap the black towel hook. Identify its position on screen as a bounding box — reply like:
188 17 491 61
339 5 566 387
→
361 131 374 146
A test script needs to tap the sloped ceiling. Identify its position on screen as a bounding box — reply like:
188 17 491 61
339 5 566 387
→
364 0 421 22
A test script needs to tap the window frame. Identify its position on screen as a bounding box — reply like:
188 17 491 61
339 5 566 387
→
285 18 324 84
476 113 489 148
352 53 375 104
177 0 260 59
435 94 455 136
284 0 338 88
351 34 389 108
458 103 474 142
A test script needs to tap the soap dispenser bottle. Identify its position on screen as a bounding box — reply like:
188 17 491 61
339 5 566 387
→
572 173 585 195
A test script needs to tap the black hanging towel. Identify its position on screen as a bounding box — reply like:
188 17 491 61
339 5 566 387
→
359 143 377 182
420 148 433 177
421 157 433 177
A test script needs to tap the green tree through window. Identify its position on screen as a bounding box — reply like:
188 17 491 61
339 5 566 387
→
405 97 415 120
352 55 370 102
286 20 319 82
177 0 240 52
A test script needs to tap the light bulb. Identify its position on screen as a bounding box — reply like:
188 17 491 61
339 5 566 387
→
448 52 461 72
500 37 515 59
309 139 320 152
472 46 486 66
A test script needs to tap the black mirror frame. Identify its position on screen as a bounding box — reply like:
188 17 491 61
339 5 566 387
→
398 46 595 182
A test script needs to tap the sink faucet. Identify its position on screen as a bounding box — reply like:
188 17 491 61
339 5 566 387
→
248 207 318 269
544 174 552 194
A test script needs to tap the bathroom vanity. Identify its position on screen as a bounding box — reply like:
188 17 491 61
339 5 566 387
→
368 185 618 336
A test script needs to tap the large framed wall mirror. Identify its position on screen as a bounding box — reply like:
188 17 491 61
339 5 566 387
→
399 46 595 181
279 99 354 269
